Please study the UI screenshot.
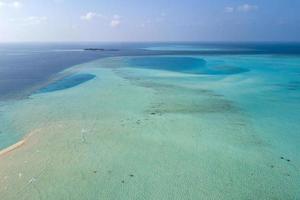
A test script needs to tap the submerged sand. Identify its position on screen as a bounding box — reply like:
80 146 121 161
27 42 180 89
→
0 57 299 199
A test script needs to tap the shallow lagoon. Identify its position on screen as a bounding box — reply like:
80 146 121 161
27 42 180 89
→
0 52 299 199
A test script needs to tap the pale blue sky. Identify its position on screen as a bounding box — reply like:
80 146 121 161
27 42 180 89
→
0 0 299 42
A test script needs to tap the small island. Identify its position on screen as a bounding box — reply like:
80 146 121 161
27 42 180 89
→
84 48 119 51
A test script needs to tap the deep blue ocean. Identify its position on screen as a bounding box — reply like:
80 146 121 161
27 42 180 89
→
1 42 300 100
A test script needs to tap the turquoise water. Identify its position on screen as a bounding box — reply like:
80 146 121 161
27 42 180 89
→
129 56 249 75
0 43 300 199
123 54 300 197
143 44 245 52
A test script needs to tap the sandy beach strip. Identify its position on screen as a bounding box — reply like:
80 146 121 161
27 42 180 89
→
0 140 25 157
0 130 38 157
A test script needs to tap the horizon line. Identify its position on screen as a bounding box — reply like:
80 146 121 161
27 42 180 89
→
1 40 300 44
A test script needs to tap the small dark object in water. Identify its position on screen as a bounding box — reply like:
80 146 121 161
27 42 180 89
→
129 174 134 177
150 112 156 115
270 165 275 168
93 171 97 173
121 180 125 183
280 156 291 162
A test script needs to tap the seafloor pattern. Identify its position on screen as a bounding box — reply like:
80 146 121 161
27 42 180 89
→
0 55 299 199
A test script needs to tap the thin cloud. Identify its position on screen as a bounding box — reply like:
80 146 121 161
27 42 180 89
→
110 19 120 27
80 12 122 27
0 1 22 8
12 1 21 8
25 16 48 25
113 14 120 19
224 6 234 13
10 16 48 26
237 4 258 12
80 12 103 21
225 4 258 13
110 15 121 28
